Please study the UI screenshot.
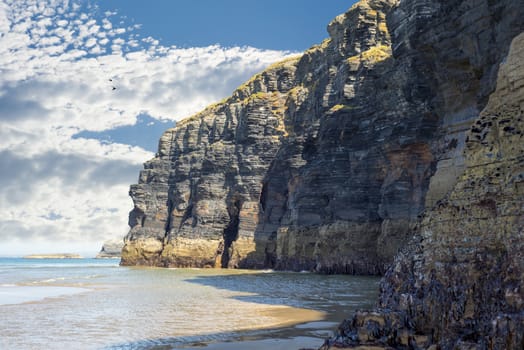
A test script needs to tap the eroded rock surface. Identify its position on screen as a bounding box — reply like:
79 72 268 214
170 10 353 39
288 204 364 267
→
121 0 523 283
323 24 524 350
120 0 524 347
121 56 298 267
122 0 410 271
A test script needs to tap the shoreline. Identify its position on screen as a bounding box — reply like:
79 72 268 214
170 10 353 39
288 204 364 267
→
182 308 330 350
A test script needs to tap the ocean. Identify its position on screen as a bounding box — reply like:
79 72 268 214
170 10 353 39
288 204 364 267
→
0 258 379 349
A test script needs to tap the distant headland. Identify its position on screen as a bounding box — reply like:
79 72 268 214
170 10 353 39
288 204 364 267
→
23 254 83 259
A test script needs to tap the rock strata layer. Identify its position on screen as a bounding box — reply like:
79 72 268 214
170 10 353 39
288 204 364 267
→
121 0 524 288
122 0 406 271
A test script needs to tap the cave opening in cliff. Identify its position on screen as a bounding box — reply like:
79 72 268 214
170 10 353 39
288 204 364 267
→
221 199 241 268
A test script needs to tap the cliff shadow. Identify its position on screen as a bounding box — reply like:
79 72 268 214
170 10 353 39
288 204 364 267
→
240 51 436 274
183 271 379 310
103 272 379 350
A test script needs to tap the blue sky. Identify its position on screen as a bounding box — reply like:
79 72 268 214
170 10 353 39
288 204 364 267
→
96 0 353 50
0 0 357 256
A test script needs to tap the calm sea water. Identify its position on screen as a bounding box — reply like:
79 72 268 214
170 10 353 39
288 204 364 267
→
0 258 379 349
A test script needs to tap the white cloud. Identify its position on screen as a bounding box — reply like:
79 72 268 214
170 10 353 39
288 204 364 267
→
0 0 295 256
84 37 97 47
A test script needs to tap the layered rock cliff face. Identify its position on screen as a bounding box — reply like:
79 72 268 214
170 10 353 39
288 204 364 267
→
121 0 524 281
122 0 406 271
328 30 524 350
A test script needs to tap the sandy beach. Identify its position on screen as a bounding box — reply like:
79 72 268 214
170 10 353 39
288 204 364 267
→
0 259 379 349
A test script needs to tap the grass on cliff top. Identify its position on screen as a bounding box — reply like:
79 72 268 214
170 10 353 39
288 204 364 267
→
265 54 302 71
305 38 332 56
176 55 302 128
171 44 314 131
329 1 374 28
176 55 299 127
347 44 391 64
235 54 301 92
175 96 230 128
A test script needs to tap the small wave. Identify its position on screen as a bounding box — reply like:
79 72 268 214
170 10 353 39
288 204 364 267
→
260 269 275 273
45 277 66 282
29 274 103 285
32 277 67 284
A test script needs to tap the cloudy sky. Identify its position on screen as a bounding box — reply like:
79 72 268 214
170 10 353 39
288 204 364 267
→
0 0 353 257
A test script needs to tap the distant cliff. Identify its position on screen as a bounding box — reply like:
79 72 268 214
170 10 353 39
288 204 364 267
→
121 0 524 282
96 239 124 259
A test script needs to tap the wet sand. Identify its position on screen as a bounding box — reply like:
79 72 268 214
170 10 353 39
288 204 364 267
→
189 336 323 350
168 317 337 350
255 305 326 329
170 323 329 350
169 306 329 349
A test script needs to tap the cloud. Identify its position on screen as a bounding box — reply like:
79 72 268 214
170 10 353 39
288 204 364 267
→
73 114 173 152
0 87 50 121
0 0 295 255
0 149 140 247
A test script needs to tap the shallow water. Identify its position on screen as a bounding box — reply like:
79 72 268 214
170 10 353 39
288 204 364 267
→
0 258 379 349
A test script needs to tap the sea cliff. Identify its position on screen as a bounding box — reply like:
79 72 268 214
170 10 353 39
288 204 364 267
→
121 0 524 347
122 0 430 273
319 0 524 348
122 0 523 275
96 239 124 259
